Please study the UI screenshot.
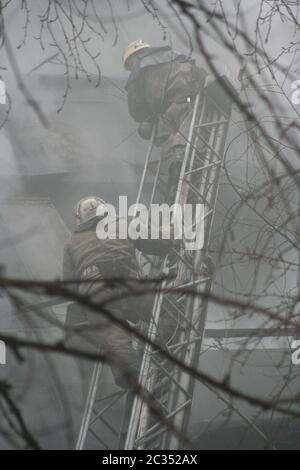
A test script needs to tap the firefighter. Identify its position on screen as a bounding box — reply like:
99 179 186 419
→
63 196 175 389
123 40 207 203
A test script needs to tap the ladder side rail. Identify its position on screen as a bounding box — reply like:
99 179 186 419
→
124 271 168 449
167 104 234 449
175 94 205 208
125 80 235 451
125 94 204 449
134 123 157 212
76 360 104 450
131 94 220 449
164 104 224 449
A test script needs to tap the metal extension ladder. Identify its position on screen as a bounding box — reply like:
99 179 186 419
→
75 76 235 450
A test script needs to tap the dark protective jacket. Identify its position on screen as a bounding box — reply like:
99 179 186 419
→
63 217 172 320
125 46 207 152
63 217 176 385
63 218 157 385
63 220 138 287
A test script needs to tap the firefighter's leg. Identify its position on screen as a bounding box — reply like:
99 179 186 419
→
101 321 141 389
165 145 186 204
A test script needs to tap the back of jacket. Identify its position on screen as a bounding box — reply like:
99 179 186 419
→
125 47 207 149
126 47 205 119
63 222 138 290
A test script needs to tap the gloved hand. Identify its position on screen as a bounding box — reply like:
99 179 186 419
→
138 121 154 140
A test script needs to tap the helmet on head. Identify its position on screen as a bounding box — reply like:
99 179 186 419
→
123 40 151 70
74 196 107 226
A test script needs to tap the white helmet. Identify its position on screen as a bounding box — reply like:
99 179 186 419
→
74 196 107 226
123 40 151 70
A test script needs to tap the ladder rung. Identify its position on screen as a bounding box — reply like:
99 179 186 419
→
89 428 111 450
153 376 169 392
183 178 210 203
194 132 223 159
158 303 188 331
98 416 119 438
168 335 207 352
135 399 192 448
170 248 194 271
194 119 229 129
90 391 125 425
184 161 221 176
151 356 191 398
164 298 199 334
95 390 124 404
173 276 212 290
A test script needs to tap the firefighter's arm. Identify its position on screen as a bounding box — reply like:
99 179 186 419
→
135 238 174 256
126 74 151 123
134 224 181 256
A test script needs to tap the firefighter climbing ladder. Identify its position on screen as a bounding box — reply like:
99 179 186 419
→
75 76 235 450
